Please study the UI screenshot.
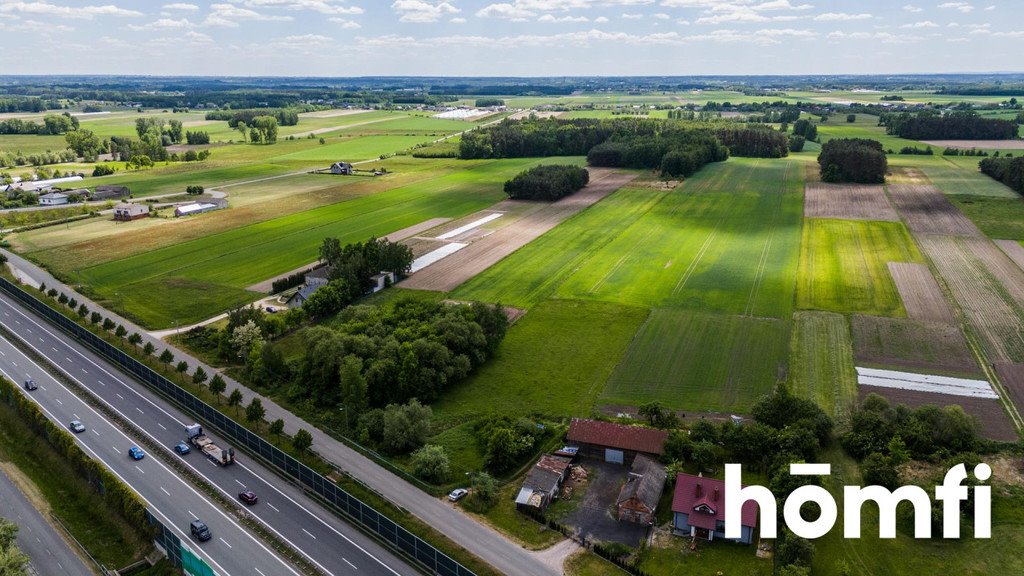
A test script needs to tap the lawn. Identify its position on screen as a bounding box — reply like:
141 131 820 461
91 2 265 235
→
895 155 1020 199
0 133 69 155
602 310 790 414
639 540 771 576
797 218 923 316
455 157 804 319
430 299 649 430
564 551 626 576
950 194 1024 240
71 157 560 327
788 311 857 427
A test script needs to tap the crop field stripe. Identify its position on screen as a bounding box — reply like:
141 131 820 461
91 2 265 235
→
788 311 857 426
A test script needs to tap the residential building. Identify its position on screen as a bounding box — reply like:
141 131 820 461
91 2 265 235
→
113 203 149 221
330 161 354 175
38 192 69 206
566 418 668 465
671 472 758 544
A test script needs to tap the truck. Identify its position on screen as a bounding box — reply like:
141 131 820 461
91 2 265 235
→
185 423 235 466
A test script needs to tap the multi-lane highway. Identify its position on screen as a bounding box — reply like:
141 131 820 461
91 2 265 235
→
0 292 418 576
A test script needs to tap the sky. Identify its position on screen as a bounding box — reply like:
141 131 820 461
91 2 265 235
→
0 0 1021 77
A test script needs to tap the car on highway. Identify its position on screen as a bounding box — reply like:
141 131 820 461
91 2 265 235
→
174 441 191 455
23 379 37 391
238 490 258 506
190 520 212 542
68 420 85 434
128 447 145 460
447 488 468 502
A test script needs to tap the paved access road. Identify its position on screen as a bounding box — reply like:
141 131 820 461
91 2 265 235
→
0 293 416 576
0 467 95 576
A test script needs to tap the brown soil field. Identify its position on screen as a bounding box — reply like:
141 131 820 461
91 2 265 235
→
850 315 981 376
399 170 637 292
887 184 982 237
995 239 1024 272
857 386 1017 441
887 262 956 324
804 183 899 221
994 363 1024 421
922 140 1024 150
918 235 1024 363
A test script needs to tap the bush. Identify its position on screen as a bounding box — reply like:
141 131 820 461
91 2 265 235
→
92 164 115 177
503 165 589 201
788 135 806 153
410 444 450 483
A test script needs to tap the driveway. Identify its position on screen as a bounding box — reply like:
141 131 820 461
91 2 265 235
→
563 460 649 547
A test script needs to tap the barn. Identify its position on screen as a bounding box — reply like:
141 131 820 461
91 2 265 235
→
515 455 572 511
113 203 149 221
616 454 667 525
671 472 758 544
566 418 667 466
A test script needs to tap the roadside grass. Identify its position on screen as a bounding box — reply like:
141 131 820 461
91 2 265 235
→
638 540 771 576
788 311 857 427
797 218 923 316
949 194 1024 240
0 401 147 567
67 157 562 327
564 551 627 576
602 310 790 414
430 299 649 431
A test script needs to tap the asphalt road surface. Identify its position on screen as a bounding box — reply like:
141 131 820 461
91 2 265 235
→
0 293 417 576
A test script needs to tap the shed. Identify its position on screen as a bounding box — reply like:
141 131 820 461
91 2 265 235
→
671 472 758 544
515 455 572 511
113 203 149 221
330 162 354 175
175 202 218 217
616 454 667 525
370 272 395 293
566 418 668 466
38 192 69 206
94 184 130 200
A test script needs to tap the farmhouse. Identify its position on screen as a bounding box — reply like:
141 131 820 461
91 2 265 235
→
93 184 130 201
175 202 218 217
331 161 354 175
304 265 333 288
113 203 149 221
515 455 572 511
566 418 667 465
287 285 320 308
671 472 757 544
616 454 667 525
38 191 69 206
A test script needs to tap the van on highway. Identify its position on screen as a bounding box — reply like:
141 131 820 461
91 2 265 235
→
190 520 212 542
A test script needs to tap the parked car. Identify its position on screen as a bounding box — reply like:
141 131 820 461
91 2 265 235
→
128 446 145 460
190 520 212 542
265 306 277 313
68 420 85 434
23 379 37 391
447 488 468 502
238 490 258 506
174 442 191 455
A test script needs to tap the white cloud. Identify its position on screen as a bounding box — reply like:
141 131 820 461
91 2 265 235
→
538 14 589 22
280 33 333 44
476 3 533 21
984 4 995 10
392 0 459 23
185 30 213 42
0 2 143 19
653 12 670 19
622 12 642 19
15 18 74 32
814 12 872 21
163 2 199 10
902 4 923 11
594 15 608 22
328 16 361 28
828 30 925 43
990 30 1024 37
203 3 294 27
128 18 195 30
226 0 364 15
938 2 974 13
901 20 938 27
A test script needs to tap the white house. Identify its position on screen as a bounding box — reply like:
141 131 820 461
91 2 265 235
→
39 192 69 206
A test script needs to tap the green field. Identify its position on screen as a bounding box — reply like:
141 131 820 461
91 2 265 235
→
788 311 857 426
798 218 923 316
73 157 563 327
949 194 1024 240
455 157 804 319
603 310 790 413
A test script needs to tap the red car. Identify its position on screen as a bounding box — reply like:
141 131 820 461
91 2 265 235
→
238 490 258 506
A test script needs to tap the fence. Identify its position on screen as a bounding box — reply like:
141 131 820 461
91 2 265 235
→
0 278 477 576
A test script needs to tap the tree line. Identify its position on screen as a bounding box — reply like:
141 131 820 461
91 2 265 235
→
979 156 1024 194
0 113 79 135
204 108 300 127
818 138 888 183
504 165 589 200
880 110 1018 140
587 127 729 178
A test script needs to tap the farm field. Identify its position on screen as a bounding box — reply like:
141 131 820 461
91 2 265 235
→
797 218 923 316
887 262 956 324
788 311 857 425
950 195 1024 241
602 310 790 413
887 184 983 237
804 182 898 221
71 157 564 327
849 315 981 377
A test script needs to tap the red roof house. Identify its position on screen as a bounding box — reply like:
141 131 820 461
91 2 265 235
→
671 472 758 544
567 418 667 465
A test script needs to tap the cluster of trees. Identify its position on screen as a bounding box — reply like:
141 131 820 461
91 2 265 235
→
788 135 806 153
503 165 589 200
302 236 415 318
186 130 210 145
186 185 204 195
979 156 1024 194
270 267 315 294
898 146 934 155
0 149 77 168
713 125 789 158
790 118 818 142
0 518 29 575
235 116 279 145
586 127 729 178
943 147 991 157
92 164 116 176
880 110 1018 140
0 97 53 113
474 98 504 107
843 394 981 489
474 415 548 474
818 138 887 183
0 113 79 135
205 108 299 127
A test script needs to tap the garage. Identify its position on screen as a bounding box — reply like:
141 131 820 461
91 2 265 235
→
605 448 624 464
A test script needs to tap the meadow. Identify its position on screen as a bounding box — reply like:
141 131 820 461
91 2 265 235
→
788 311 858 425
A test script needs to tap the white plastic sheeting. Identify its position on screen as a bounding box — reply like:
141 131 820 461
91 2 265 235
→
855 366 997 399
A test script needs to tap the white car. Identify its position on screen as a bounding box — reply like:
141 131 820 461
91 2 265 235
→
69 420 86 434
447 488 468 502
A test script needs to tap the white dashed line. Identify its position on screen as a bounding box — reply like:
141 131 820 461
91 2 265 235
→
219 537 232 549
266 503 280 512
343 558 357 570
302 528 316 540
160 487 170 496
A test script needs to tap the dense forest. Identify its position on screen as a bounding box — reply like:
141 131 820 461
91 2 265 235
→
880 111 1018 140
979 156 1024 194
504 165 589 200
818 138 888 183
586 128 729 177
204 108 301 127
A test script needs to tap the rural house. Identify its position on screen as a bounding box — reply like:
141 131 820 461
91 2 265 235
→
566 418 668 465
286 285 320 308
286 266 333 308
616 454 667 525
671 472 757 544
330 161 354 175
113 203 149 221
38 191 69 205
515 455 572 511
93 184 130 200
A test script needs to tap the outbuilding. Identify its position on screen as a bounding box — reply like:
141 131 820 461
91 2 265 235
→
175 202 218 217
113 203 149 221
39 192 69 206
671 472 758 544
566 418 668 466
93 184 130 200
515 455 572 511
616 454 667 525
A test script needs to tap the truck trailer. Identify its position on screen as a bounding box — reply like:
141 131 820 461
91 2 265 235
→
185 423 235 466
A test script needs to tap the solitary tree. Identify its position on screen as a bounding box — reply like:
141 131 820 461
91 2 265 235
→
175 360 188 374
128 332 143 347
193 366 208 386
159 349 174 365
89 311 101 324
292 429 313 453
115 324 128 338
209 374 226 401
245 398 266 430
102 318 115 331
77 304 88 317
228 388 244 414
143 341 155 356
269 418 285 441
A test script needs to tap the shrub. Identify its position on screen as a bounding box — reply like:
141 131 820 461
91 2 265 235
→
410 445 451 483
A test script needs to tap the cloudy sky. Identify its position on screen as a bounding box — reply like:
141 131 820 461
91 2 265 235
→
0 0 1020 76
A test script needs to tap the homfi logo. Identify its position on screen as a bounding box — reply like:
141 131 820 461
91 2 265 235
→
724 462 991 539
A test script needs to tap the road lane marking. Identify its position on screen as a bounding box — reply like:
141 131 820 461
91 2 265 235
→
302 528 316 539
10 361 16 367
92 429 99 436
51 347 58 353
65 357 71 363
136 407 144 414
160 487 170 496
343 558 357 570
72 413 79 419
220 537 232 549
54 398 62 405
255 569 267 576
188 510 198 519
235 479 245 487
135 466 144 474
115 393 124 400
157 423 167 430
266 503 279 512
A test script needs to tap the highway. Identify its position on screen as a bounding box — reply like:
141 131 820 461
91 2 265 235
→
0 292 418 576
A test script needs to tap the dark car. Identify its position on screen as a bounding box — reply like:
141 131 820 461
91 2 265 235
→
238 490 258 506
174 442 191 455
190 520 211 542
68 420 85 434
23 379 37 391
128 446 145 460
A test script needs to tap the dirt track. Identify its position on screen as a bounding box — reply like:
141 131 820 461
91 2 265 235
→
804 183 899 221
400 169 637 292
887 184 982 237
858 386 1017 441
994 363 1024 423
887 262 955 324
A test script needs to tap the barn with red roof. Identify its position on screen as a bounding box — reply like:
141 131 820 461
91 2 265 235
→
566 418 667 466
671 472 758 545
